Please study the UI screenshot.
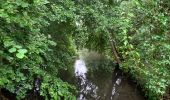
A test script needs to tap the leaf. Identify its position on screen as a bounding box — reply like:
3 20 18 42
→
16 53 25 59
14 45 22 49
21 2 29 8
4 41 13 47
58 91 63 96
49 41 57 46
9 47 17 53
18 49 28 54
6 56 14 61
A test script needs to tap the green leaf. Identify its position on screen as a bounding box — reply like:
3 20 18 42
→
6 56 14 61
14 45 22 49
21 2 29 8
4 41 13 47
49 41 57 46
8 47 17 53
16 53 25 59
18 49 28 54
58 91 63 96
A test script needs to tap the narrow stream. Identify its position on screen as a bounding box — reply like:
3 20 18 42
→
74 59 145 100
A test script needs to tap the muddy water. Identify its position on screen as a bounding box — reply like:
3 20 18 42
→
74 59 145 100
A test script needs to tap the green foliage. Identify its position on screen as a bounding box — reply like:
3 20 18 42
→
0 0 77 99
112 1 170 99
40 74 76 100
70 0 170 100
1 0 170 100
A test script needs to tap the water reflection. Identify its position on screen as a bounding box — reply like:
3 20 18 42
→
74 59 145 100
74 59 99 100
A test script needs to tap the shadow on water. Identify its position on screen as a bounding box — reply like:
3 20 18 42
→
74 59 145 100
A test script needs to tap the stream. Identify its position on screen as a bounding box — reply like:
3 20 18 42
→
74 59 145 100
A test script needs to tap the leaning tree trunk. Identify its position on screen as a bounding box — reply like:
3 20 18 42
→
108 35 122 66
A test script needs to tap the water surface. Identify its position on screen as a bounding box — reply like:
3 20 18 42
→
74 59 145 100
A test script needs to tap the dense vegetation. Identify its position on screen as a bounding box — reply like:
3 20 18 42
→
0 0 77 99
0 0 170 100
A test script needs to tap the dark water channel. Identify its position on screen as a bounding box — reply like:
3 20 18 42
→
74 59 145 100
